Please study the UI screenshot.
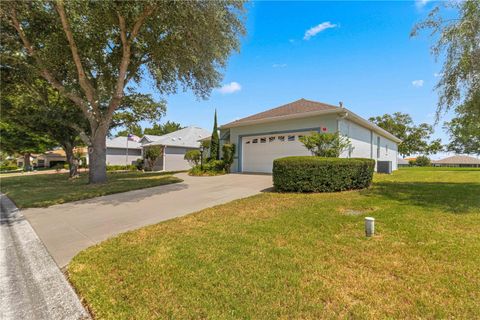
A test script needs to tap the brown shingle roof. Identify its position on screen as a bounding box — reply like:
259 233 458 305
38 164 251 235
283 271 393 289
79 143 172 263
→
223 98 338 126
433 155 480 164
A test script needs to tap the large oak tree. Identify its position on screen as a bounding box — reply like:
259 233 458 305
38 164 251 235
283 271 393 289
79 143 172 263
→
369 112 443 157
1 1 245 183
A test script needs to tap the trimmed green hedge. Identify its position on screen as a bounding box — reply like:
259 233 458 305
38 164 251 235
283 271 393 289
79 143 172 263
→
273 157 375 192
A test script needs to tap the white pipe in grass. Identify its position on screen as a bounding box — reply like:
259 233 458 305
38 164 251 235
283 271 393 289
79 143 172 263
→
365 217 375 237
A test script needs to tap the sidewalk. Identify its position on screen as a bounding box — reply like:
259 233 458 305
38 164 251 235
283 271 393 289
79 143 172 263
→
0 194 89 320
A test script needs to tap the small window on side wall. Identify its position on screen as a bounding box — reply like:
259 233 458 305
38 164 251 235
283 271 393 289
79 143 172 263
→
260 138 266 143
288 135 295 141
252 138 258 144
246 140 250 144
269 136 276 142
278 136 285 142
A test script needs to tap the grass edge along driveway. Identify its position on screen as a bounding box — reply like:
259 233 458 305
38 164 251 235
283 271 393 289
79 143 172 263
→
68 168 480 319
0 171 183 208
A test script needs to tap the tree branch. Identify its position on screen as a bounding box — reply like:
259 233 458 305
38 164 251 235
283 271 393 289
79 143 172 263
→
106 6 154 118
54 1 99 114
8 7 94 124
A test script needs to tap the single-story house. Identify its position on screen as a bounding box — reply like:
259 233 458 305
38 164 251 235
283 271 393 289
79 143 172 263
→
397 158 409 167
16 147 88 168
16 154 39 168
139 134 163 145
142 126 210 171
432 155 480 167
105 136 142 166
219 98 401 173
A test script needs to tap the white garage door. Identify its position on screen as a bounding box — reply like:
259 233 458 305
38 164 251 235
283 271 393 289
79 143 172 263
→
241 131 312 173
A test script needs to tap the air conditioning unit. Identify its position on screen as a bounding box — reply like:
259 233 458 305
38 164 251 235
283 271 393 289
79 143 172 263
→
377 161 392 174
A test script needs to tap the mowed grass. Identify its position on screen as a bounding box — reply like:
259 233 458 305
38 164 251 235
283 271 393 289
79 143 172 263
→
68 168 480 319
0 171 182 208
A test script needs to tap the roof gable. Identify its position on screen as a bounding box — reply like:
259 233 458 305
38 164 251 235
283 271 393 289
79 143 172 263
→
143 126 210 148
222 98 338 127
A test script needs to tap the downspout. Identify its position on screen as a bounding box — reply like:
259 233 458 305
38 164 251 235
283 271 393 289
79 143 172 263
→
163 146 166 171
370 130 374 159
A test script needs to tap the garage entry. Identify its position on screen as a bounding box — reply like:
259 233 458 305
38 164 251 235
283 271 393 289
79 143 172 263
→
241 131 312 173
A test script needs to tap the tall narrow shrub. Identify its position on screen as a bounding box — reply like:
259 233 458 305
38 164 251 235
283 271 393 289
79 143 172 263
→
210 110 220 160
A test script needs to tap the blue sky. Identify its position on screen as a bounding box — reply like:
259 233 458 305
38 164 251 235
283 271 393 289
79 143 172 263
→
135 1 454 156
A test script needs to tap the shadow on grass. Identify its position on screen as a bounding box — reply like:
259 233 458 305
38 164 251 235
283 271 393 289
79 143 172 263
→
366 181 480 214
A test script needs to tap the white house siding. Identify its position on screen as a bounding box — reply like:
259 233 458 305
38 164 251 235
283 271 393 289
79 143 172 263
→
226 114 338 173
339 119 398 170
164 146 195 171
106 148 142 166
372 132 398 170
338 119 372 159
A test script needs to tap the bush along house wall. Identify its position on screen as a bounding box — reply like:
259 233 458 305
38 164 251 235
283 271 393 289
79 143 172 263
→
273 157 375 192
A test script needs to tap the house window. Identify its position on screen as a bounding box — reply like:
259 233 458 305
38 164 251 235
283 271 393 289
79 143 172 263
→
269 136 276 142
246 140 250 144
377 137 381 158
278 136 285 142
260 138 266 143
288 135 295 141
252 138 258 144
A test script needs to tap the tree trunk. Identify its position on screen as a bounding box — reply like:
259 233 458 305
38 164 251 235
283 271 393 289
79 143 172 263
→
64 143 77 178
88 125 108 184
23 153 31 171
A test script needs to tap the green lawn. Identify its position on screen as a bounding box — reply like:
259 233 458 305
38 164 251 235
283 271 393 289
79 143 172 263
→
68 168 480 319
0 171 182 208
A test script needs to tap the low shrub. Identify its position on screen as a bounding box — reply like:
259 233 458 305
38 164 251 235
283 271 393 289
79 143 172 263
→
106 165 137 171
414 156 431 167
273 156 375 192
0 164 19 172
189 160 226 176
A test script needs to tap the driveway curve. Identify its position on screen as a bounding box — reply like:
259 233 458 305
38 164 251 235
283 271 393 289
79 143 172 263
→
23 173 273 267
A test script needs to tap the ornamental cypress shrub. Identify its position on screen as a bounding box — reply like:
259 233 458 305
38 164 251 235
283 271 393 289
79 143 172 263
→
210 109 220 160
273 157 375 192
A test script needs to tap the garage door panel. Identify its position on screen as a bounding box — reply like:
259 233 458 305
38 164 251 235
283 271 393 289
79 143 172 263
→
242 132 312 173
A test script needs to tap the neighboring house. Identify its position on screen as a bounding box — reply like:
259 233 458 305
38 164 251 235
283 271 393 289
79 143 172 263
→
16 154 38 168
106 136 142 166
219 98 401 173
139 134 163 145
397 158 409 167
16 147 88 168
142 126 210 171
432 155 480 168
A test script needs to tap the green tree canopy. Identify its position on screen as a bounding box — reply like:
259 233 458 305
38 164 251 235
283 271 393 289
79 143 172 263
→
143 121 184 136
1 0 246 183
369 112 443 157
444 93 480 155
412 0 479 118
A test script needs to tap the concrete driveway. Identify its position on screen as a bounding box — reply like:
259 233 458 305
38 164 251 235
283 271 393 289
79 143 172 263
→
23 173 273 267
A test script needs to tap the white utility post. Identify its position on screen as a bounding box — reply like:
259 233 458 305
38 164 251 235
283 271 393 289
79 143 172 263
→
365 217 375 237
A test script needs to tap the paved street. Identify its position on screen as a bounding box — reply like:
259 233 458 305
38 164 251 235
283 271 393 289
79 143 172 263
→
24 173 273 267
0 194 89 320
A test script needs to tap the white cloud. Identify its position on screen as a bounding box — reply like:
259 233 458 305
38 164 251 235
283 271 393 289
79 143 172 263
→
415 0 433 9
218 82 241 94
412 80 424 87
272 63 287 68
303 22 337 40
434 72 443 77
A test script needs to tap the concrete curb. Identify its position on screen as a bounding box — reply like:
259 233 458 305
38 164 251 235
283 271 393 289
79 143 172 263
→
0 194 90 320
